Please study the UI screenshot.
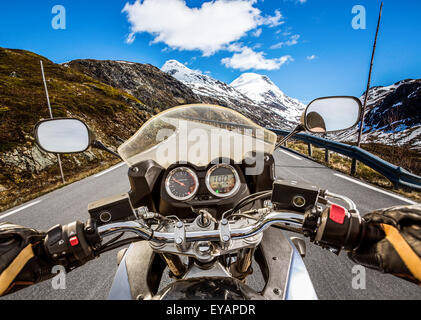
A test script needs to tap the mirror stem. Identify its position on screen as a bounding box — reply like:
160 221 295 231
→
275 124 305 150
92 140 123 160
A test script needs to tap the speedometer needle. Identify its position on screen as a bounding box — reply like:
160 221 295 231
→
173 179 186 187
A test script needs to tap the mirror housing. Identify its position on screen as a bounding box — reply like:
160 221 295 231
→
303 96 362 134
34 118 95 154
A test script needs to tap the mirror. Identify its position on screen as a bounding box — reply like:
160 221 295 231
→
35 118 92 153
304 97 362 133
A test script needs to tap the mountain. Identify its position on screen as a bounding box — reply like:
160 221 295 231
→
65 59 209 111
161 60 304 127
333 79 421 151
231 73 305 124
161 60 256 108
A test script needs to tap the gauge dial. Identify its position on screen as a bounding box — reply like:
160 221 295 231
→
206 164 240 198
165 167 199 201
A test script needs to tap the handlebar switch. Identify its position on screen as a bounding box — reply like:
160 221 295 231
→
44 221 95 270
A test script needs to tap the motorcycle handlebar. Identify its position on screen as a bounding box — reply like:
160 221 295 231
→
97 211 305 244
44 202 386 267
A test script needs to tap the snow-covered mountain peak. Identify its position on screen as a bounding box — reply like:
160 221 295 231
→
161 60 203 83
231 73 305 123
230 73 288 103
161 59 305 126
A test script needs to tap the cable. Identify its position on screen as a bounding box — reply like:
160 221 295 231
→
97 237 143 254
223 191 272 219
229 192 272 217
101 232 124 247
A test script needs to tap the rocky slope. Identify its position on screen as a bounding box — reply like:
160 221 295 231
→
333 79 421 150
65 59 208 112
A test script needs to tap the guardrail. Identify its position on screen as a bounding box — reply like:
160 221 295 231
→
270 129 421 192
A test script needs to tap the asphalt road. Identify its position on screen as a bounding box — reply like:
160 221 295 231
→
1 149 420 300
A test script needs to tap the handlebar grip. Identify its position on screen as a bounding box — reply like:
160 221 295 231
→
305 205 385 253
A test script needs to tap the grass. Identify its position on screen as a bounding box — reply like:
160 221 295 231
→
286 141 421 203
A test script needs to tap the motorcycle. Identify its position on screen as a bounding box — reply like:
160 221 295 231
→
32 96 378 300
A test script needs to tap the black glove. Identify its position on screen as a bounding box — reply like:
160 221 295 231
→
0 221 99 297
349 205 421 285
0 223 54 296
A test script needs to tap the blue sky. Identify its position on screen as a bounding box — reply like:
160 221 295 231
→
1 0 420 103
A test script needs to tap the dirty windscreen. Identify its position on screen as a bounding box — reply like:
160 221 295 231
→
118 104 277 168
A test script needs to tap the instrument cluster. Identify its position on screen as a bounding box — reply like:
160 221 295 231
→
165 164 241 202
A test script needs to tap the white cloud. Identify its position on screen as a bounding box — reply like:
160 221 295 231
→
122 0 285 56
270 34 300 49
261 10 284 27
307 54 317 60
221 46 293 71
252 28 262 37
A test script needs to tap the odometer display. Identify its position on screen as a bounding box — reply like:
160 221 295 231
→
206 164 240 198
165 167 199 201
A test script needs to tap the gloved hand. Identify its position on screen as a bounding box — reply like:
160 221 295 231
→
0 223 54 296
349 205 421 285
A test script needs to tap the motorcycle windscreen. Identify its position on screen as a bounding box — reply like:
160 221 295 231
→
118 104 277 168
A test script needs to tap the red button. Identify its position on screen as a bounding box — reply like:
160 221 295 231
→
329 204 346 224
69 236 79 247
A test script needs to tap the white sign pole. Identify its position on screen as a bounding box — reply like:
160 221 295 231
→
40 60 65 184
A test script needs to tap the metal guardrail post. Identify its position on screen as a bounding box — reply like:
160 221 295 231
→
308 143 313 157
325 149 330 165
351 159 357 176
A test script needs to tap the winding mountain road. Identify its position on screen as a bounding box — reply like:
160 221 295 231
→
1 149 420 300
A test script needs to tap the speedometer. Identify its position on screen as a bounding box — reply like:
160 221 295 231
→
206 164 240 198
165 167 199 201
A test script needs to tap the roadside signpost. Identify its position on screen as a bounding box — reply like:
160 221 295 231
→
351 2 383 176
40 60 66 184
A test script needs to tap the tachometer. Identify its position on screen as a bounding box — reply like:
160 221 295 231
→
165 167 199 201
206 164 240 198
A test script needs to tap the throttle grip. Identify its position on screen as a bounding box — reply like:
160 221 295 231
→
303 204 385 254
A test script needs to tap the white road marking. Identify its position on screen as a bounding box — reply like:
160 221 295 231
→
279 150 303 161
333 174 417 205
94 163 126 178
0 200 43 220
